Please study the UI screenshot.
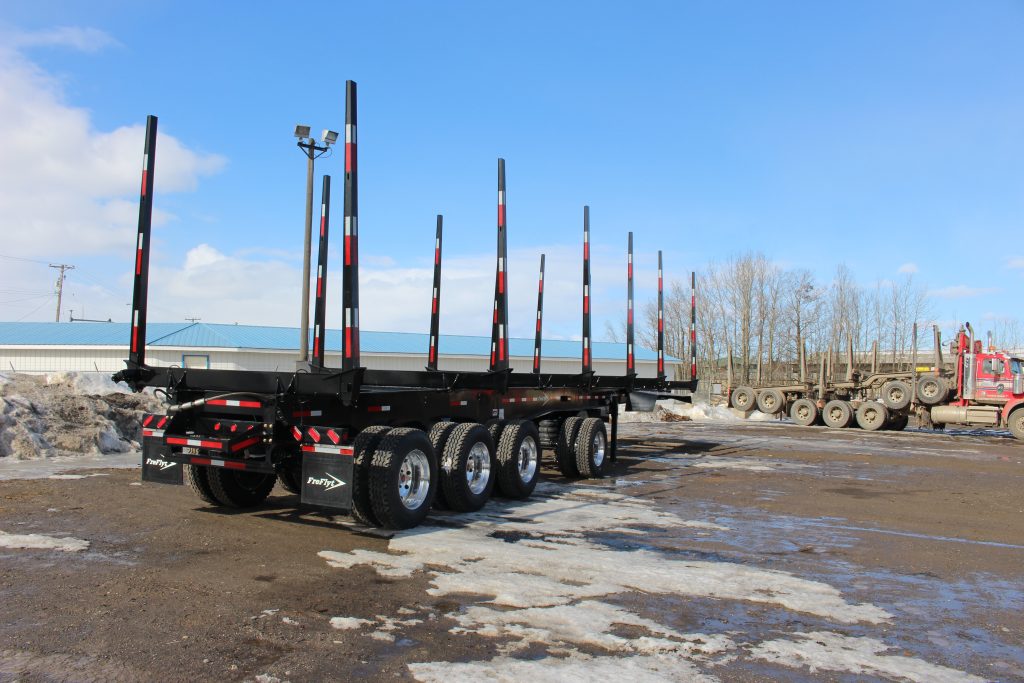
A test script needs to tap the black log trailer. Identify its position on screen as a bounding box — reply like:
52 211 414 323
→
114 81 697 530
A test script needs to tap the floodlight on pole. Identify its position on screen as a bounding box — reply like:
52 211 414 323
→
294 122 335 364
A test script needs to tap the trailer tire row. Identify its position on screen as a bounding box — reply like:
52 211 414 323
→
206 468 277 508
368 427 437 530
185 464 220 505
575 417 609 479
427 421 460 509
351 425 392 527
556 417 583 478
440 423 496 513
495 420 541 499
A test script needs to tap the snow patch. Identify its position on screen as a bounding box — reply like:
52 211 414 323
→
0 529 89 552
409 652 716 682
750 631 986 682
45 371 131 395
329 616 371 630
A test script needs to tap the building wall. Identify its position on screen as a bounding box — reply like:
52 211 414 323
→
1 345 678 379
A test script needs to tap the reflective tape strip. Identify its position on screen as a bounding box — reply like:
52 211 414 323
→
367 405 391 413
230 437 260 453
208 399 261 408
142 429 165 439
293 410 324 418
301 444 355 456
450 400 468 407
166 437 222 450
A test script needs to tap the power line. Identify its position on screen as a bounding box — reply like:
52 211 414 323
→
0 253 52 266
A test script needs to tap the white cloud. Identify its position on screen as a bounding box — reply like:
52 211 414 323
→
927 285 999 300
897 262 918 274
1008 257 1024 270
8 26 119 53
0 38 225 258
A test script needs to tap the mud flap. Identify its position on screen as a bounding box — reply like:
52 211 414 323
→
141 441 183 485
301 451 354 510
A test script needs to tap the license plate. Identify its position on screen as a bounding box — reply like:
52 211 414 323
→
182 446 200 455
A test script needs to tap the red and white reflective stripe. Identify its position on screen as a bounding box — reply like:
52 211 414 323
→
432 286 439 313
308 427 321 443
142 428 164 439
131 309 139 353
583 284 590 313
497 190 506 225
291 426 303 441
435 237 441 264
450 400 468 407
320 202 327 236
140 153 149 196
157 416 168 428
208 399 261 408
142 414 154 427
230 436 260 453
344 308 353 357
167 436 222 450
326 429 341 445
301 444 355 456
292 410 323 418
316 265 323 297
367 405 391 413
136 233 145 275
189 456 246 470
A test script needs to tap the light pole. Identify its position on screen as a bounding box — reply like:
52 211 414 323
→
294 125 338 362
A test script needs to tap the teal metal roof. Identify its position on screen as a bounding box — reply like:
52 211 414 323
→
0 321 675 362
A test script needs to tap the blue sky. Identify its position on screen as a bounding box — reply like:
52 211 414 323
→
0 1 1021 342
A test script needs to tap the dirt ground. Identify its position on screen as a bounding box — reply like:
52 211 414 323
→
1 420 1022 682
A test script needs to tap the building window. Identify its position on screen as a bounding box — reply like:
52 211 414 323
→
182 354 210 369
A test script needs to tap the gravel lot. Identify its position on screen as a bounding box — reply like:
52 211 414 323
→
1 420 1022 682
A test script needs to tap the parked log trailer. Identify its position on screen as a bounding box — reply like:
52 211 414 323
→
113 81 697 530
728 324 1024 440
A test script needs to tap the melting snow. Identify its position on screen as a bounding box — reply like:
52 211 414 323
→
750 631 987 682
0 529 89 552
329 616 371 630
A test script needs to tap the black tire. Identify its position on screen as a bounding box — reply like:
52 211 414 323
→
556 417 584 478
887 414 909 431
206 468 276 508
856 401 889 431
427 421 459 509
351 425 392 526
822 400 853 429
756 389 785 415
485 419 507 447
277 466 301 494
881 381 912 411
440 423 496 512
790 398 818 427
1009 409 1024 441
917 376 949 406
538 419 559 448
731 386 755 411
368 428 437 530
185 464 220 505
495 420 542 499
575 418 609 479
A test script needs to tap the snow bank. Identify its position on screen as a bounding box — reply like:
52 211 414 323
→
619 400 777 424
0 529 90 552
0 373 163 459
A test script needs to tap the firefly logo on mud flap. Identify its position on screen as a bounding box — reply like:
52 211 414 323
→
307 473 346 491
145 458 176 471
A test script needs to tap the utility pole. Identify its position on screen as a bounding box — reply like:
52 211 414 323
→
293 125 338 362
49 263 74 322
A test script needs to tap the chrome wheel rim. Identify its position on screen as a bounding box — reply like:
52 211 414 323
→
828 406 843 422
517 436 538 483
466 441 491 494
592 429 606 467
398 449 430 510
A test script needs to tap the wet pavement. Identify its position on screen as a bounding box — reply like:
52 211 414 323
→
0 420 1022 681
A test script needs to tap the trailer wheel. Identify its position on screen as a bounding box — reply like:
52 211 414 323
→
485 419 507 448
756 389 785 415
351 425 392 526
495 420 541 498
277 466 301 494
185 464 219 505
856 401 889 431
881 381 912 410
205 468 276 508
428 422 459 509
440 423 495 512
789 398 818 427
556 417 584 478
575 418 609 479
822 400 853 429
887 414 909 431
366 428 437 530
538 419 559 448
1009 409 1024 441
731 386 755 411
917 376 948 406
